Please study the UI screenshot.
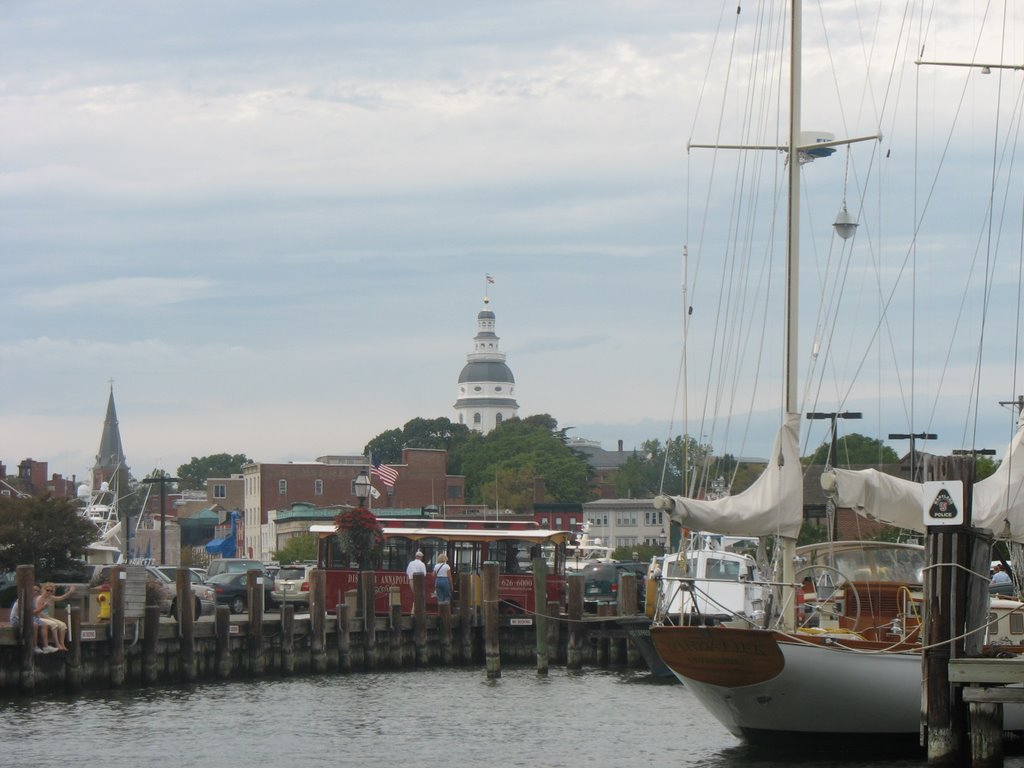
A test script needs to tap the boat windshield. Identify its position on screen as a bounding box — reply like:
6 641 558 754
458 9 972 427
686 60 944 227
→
797 543 926 586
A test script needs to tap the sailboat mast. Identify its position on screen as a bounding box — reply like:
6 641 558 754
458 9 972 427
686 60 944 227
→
785 0 801 416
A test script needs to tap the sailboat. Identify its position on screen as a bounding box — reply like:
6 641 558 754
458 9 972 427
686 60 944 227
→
648 0 1024 745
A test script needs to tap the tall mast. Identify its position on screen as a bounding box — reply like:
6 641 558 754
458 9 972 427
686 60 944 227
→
785 0 801 417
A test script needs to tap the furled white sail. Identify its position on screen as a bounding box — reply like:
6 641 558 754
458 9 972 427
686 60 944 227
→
654 412 804 538
822 415 1024 542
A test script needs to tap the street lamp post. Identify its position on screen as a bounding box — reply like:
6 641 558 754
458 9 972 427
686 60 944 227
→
806 411 863 466
352 470 372 508
142 474 180 566
888 431 938 481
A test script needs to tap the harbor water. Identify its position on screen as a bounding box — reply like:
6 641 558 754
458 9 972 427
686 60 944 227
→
5 666 1024 768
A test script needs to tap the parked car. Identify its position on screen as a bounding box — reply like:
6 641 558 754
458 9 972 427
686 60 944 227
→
206 558 266 579
270 563 315 608
155 566 216 617
207 571 274 614
581 561 648 613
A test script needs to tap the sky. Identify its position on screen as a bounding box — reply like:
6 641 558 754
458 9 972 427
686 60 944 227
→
2 1 1023 485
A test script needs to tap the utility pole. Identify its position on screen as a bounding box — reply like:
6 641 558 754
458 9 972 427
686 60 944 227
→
142 474 180 566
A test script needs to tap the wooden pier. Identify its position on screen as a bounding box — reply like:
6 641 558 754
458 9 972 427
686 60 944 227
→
0 563 647 695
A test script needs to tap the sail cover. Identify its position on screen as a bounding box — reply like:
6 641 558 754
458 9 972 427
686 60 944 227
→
823 416 1024 542
654 412 804 539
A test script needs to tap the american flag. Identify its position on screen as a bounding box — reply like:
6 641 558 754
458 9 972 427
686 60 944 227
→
486 274 495 284
371 459 399 487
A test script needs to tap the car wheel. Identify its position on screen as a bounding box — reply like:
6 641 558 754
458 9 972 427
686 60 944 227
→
230 596 245 614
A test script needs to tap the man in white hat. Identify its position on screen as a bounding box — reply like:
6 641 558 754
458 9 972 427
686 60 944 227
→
406 549 426 585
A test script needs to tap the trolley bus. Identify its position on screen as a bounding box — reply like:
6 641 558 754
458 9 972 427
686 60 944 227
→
311 518 573 614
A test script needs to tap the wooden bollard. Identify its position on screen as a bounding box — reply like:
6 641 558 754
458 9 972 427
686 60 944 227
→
566 573 584 670
176 568 195 683
459 572 473 663
389 601 403 667
439 603 453 665
619 572 637 616
336 603 352 672
16 565 35 693
215 605 232 679
310 569 327 673
547 600 560 664
65 604 82 692
247 570 265 675
412 572 427 665
533 557 548 676
281 604 295 675
483 561 500 679
360 571 376 670
110 565 126 687
141 604 161 684
596 603 611 667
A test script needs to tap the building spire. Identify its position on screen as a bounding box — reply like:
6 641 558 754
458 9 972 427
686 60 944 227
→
93 384 129 488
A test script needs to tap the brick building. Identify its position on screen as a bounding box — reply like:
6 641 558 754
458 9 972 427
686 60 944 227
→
0 459 78 499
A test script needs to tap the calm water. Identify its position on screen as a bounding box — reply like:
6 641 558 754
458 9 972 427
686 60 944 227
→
5 667 1024 768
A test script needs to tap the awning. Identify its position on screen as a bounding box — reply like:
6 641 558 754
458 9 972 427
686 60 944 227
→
205 536 236 556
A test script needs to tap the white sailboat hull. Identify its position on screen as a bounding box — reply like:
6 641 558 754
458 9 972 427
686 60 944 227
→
652 626 1024 742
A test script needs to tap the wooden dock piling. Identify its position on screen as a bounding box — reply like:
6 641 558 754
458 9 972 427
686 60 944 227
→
483 562 500 679
311 569 327 673
214 605 231 679
176 568 195 683
16 565 34 693
360 571 376 670
281 604 295 675
533 557 548 676
110 566 126 687
336 602 351 672
247 570 265 675
459 573 473 663
141 604 160 685
439 603 453 665
566 573 583 670
413 573 427 665
389 597 403 667
65 605 82 692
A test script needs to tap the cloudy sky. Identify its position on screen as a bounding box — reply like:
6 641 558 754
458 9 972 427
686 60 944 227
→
3 1 1022 483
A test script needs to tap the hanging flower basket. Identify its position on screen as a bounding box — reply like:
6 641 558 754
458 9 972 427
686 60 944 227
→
334 507 384 569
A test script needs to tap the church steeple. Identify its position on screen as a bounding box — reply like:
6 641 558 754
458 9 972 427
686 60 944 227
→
93 385 129 489
454 296 519 433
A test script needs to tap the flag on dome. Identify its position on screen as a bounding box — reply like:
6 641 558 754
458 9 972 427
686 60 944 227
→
371 458 399 487
486 274 495 284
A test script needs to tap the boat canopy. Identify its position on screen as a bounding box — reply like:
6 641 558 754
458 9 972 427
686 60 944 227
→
654 413 804 539
822 414 1024 542
310 523 572 545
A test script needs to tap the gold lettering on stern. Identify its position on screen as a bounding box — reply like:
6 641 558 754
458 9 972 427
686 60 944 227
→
653 629 785 687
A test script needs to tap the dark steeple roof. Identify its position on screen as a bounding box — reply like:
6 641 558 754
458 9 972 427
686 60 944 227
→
94 385 128 475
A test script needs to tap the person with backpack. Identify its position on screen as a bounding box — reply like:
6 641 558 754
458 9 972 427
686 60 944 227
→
432 553 452 605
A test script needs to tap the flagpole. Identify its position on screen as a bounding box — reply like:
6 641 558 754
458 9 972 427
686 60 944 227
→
365 454 372 512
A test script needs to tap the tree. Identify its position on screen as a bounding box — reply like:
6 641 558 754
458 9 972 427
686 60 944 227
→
176 453 251 491
459 417 594 506
0 495 98 576
273 534 317 564
364 417 472 468
805 433 898 466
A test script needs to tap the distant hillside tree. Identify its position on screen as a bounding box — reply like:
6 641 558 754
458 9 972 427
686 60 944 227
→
459 416 593 506
364 417 472 468
177 453 251 491
612 435 710 498
805 434 898 466
0 495 98 575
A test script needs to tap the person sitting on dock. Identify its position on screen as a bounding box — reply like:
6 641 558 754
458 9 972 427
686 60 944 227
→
35 582 75 651
433 553 452 605
406 551 426 585
11 586 55 652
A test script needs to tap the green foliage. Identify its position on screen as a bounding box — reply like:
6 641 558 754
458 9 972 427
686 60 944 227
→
805 433 899 466
459 417 593 507
797 521 830 547
975 456 998 481
0 495 99 575
273 534 317 565
364 417 472 468
611 544 663 562
176 453 251 491
611 435 714 498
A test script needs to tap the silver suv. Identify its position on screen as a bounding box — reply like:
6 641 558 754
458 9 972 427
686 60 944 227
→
271 563 315 608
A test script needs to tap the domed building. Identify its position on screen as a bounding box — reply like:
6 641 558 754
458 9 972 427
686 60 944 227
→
454 297 519 433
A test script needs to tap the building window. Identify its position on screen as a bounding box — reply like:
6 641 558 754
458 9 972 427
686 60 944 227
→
278 479 287 495
314 479 323 496
447 485 461 500
495 386 502 392
473 413 481 424
555 516 562 529
495 413 503 426
213 484 226 499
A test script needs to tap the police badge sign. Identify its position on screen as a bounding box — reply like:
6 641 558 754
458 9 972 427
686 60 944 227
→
923 481 964 527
